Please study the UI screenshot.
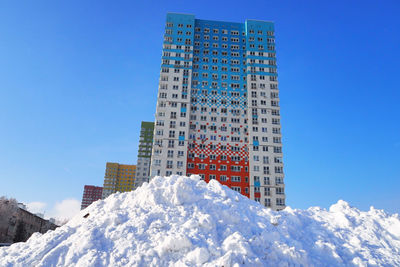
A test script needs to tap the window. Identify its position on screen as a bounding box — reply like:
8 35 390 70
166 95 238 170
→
231 186 241 192
276 198 285 206
231 156 241 161
264 187 271 196
168 140 174 148
231 165 242 172
276 187 284 195
275 166 283 173
220 175 227 182
275 177 283 185
231 176 241 182
273 137 281 144
166 160 173 169
272 118 280 125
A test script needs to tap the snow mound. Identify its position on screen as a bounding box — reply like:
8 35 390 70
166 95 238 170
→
1 175 400 266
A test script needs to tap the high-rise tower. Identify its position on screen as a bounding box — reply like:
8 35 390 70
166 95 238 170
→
102 162 136 199
81 185 103 209
135 121 154 188
150 13 285 210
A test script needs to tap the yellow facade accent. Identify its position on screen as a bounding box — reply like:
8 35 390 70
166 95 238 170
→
102 162 137 198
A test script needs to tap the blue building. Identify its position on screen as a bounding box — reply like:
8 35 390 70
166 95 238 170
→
150 13 285 210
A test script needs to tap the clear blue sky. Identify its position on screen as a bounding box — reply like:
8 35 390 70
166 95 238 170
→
1 0 399 215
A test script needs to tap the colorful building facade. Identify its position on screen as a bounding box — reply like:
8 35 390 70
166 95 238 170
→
80 185 103 209
102 162 136 199
150 13 285 210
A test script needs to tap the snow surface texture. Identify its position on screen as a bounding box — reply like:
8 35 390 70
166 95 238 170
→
1 175 400 267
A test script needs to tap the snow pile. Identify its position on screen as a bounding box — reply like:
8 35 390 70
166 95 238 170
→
1 175 400 267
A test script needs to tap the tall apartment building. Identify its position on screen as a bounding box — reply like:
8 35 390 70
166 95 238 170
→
135 121 154 188
150 13 285 210
102 162 136 199
80 185 103 209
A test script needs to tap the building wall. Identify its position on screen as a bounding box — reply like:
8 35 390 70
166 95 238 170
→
81 185 103 209
0 201 57 243
135 121 154 188
150 13 195 178
102 162 136 199
244 20 285 210
150 13 285 211
186 19 250 198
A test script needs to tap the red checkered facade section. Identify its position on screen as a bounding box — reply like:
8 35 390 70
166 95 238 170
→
81 185 103 210
186 134 249 197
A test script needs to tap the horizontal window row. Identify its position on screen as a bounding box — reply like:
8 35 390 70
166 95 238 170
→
153 149 184 157
248 59 276 65
251 166 283 174
191 90 243 97
253 176 284 186
188 163 246 172
249 145 282 153
161 68 191 75
194 43 241 50
165 29 192 36
161 59 191 67
164 25 273 37
153 140 185 148
195 35 242 43
155 121 186 127
164 37 192 45
263 198 285 207
188 163 245 172
250 90 279 97
166 23 192 28
247 37 274 43
163 44 192 52
195 28 241 35
158 93 189 100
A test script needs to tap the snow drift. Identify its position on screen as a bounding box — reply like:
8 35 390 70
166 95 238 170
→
1 175 399 267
